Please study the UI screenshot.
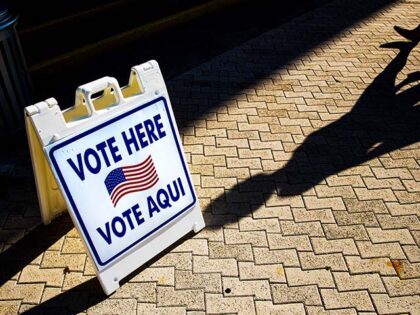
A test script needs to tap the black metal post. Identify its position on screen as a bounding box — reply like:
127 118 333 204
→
0 0 32 135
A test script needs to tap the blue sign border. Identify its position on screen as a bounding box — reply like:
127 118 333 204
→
48 96 197 267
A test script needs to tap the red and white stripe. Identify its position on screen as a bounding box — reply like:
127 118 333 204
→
111 155 159 206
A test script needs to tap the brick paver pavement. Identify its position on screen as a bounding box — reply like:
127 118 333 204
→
1 0 419 313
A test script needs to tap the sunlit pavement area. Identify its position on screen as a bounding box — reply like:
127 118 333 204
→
1 0 420 313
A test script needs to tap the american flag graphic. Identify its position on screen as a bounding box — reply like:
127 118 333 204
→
104 155 159 206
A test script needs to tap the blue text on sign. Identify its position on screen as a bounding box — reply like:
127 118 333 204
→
66 114 166 181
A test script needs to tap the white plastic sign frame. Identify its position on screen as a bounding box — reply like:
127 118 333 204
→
25 61 205 294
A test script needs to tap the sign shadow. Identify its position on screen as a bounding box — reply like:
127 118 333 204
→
205 36 419 228
19 231 195 314
0 214 73 287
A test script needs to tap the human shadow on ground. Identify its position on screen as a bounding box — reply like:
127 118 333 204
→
205 37 419 228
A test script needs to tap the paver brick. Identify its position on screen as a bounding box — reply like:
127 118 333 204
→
111 282 156 302
255 301 305 315
253 204 293 219
173 238 209 256
268 234 312 251
345 256 396 276
303 196 346 210
175 270 221 293
239 262 285 283
131 267 175 286
18 265 64 287
343 198 388 214
184 144 204 155
224 228 268 246
354 188 397 202
0 301 20 315
193 256 238 276
0 281 44 304
364 177 405 190
87 299 137 315
403 245 420 263
281 221 324 236
284 267 334 288
299 252 347 271
292 208 335 223
382 277 420 297
253 247 299 266
137 303 185 315
372 167 413 180
238 217 280 233
315 185 356 199
62 272 94 290
226 157 261 169
189 164 214 176
208 242 253 261
227 130 259 140
205 294 256 315
311 237 358 255
395 191 420 204
206 120 238 131
222 277 271 300
391 260 420 280
402 179 420 192
265 194 304 208
333 272 386 293
357 241 406 260
61 237 85 254
271 284 322 305
195 187 224 199
152 252 192 270
195 228 224 242
249 139 284 151
380 157 418 169
214 166 250 179
376 214 420 230
320 289 375 312
323 223 369 240
192 155 226 166
306 306 357 315
157 287 205 310
340 166 374 177
326 175 365 187
270 123 307 135
41 250 86 271
184 135 215 146
371 294 420 315
366 228 415 245
228 105 258 115
385 203 419 216
201 176 237 188
333 211 380 227
238 148 273 161
216 138 249 149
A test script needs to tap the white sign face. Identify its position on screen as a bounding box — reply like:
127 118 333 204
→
46 97 196 269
